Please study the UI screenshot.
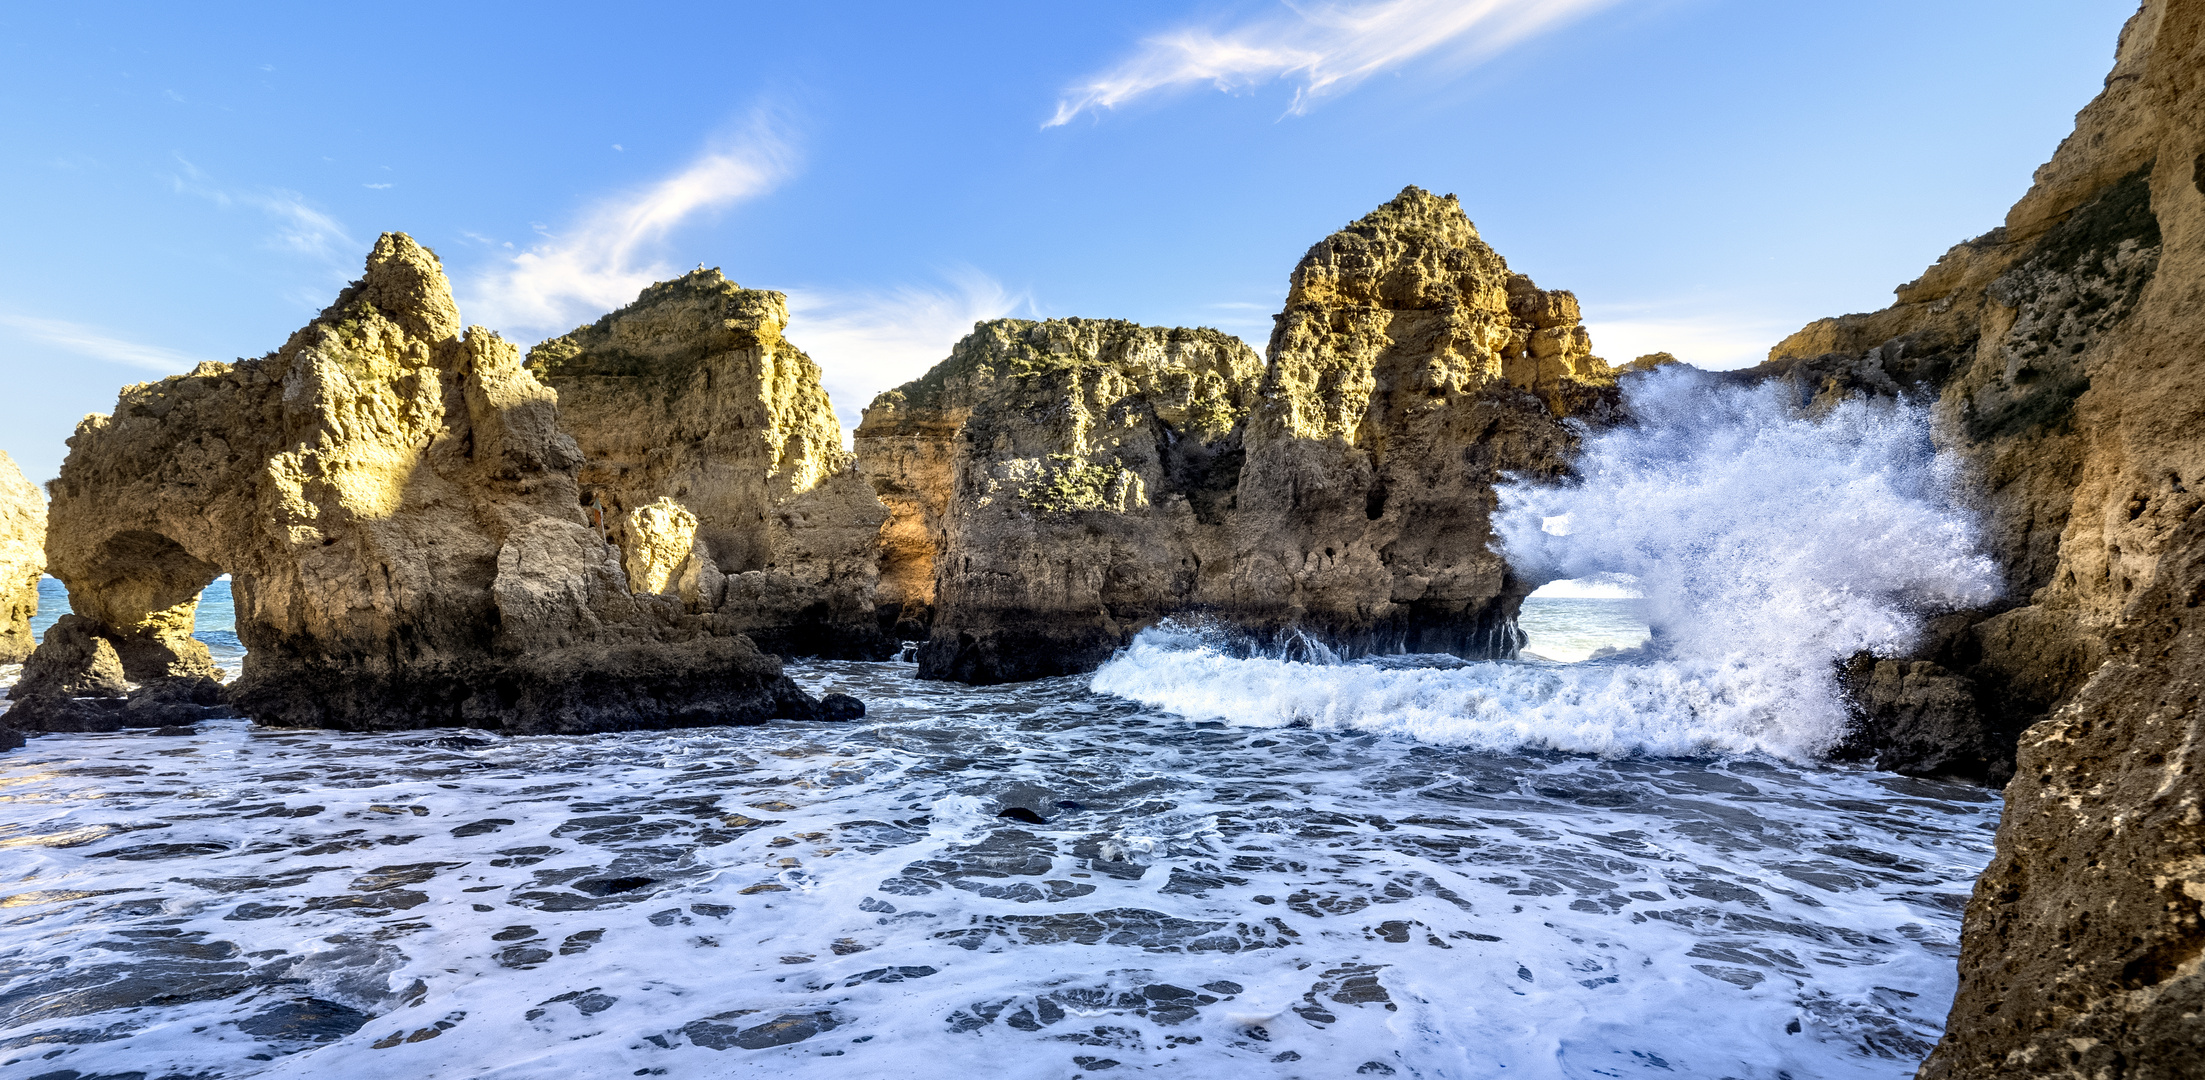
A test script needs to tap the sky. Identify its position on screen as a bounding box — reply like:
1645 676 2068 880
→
0 0 2140 485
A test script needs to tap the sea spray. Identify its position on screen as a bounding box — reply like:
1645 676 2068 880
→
1091 368 1999 759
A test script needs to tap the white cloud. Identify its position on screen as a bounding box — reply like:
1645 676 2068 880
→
1581 309 1792 371
463 113 797 339
784 269 1027 441
167 156 356 260
1047 0 1621 126
0 313 213 373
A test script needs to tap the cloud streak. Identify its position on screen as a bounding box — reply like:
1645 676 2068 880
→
0 313 214 373
167 156 356 259
465 112 798 339
784 270 1027 440
1047 0 1620 126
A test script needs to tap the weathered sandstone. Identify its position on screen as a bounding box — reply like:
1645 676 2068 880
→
1210 187 1621 655
1758 2 2203 1071
526 270 892 658
0 451 43 664
10 234 829 735
856 317 1264 682
859 187 1620 683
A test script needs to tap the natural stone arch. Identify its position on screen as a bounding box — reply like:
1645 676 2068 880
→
65 529 225 682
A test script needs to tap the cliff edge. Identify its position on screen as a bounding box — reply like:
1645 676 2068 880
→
1759 2 2204 1072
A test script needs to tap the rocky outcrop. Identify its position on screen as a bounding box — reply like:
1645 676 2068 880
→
1758 2 2204 1072
12 234 830 735
860 188 1620 683
526 270 891 658
1209 187 1620 655
857 318 1264 682
0 451 42 664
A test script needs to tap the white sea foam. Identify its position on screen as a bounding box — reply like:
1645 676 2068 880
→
1093 368 1999 759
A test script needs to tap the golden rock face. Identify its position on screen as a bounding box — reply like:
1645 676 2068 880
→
853 190 1621 682
22 234 816 733
1747 3 2205 1074
525 268 891 658
0 451 43 664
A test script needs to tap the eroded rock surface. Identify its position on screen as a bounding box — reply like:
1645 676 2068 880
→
1761 2 2205 1072
1213 186 1620 656
18 235 824 734
0 450 42 664
859 188 1620 683
856 318 1263 682
527 270 890 658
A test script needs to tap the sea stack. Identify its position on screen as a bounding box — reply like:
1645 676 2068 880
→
17 234 829 734
526 269 892 659
855 317 1264 682
1213 186 1621 655
0 451 43 665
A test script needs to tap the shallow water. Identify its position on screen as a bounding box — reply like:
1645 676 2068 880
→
0 644 1997 1080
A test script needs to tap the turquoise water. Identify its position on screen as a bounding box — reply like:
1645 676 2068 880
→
25 575 245 674
1516 596 1651 662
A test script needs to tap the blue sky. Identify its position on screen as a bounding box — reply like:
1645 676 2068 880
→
1 0 2136 483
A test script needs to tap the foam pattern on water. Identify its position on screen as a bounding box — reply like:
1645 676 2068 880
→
0 661 1995 1079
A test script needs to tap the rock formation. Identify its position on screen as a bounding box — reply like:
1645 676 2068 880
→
10 234 830 735
856 318 1264 682
0 451 43 664
1759 2 2203 1071
859 188 1621 683
1209 187 1621 656
526 270 891 658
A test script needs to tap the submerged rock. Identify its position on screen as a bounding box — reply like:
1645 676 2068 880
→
27 234 827 734
527 270 892 659
0 451 41 665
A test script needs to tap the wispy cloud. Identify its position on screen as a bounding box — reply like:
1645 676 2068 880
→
1581 308 1792 371
167 155 356 259
1047 0 1620 126
784 269 1027 440
464 111 798 339
0 313 213 373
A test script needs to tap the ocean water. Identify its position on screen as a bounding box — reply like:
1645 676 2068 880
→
0 374 2004 1078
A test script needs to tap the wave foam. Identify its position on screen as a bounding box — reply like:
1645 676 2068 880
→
1094 369 2000 760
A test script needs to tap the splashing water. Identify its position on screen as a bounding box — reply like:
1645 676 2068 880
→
1092 368 1998 760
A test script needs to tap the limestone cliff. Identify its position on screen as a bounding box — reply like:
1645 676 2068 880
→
1210 187 1621 654
861 188 1619 683
526 270 890 658
856 318 1263 682
1758 3 2204 1072
10 234 827 735
0 451 43 664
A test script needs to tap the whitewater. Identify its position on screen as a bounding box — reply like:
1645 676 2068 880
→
0 370 2005 1079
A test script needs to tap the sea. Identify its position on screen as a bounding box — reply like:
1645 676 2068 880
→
0 370 2007 1079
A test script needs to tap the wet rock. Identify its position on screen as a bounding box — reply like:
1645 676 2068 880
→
232 997 373 1044
4 693 127 733
9 614 127 704
996 806 1047 825
683 1009 842 1050
0 450 42 664
819 692 865 721
122 675 229 727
